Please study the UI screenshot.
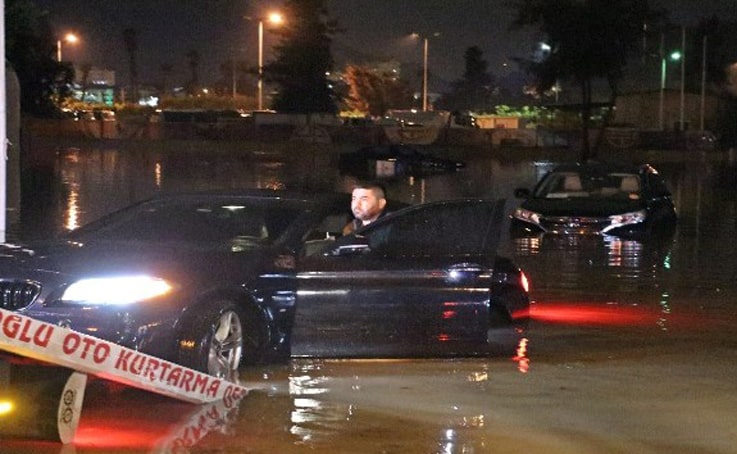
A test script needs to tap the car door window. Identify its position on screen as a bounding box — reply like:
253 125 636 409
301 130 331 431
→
301 211 352 256
359 200 503 257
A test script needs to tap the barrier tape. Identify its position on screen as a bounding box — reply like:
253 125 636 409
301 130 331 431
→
0 308 248 405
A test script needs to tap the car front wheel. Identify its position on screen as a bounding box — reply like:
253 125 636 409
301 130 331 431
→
179 301 245 379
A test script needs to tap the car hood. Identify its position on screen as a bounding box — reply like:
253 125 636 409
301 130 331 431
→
521 197 645 217
0 240 266 283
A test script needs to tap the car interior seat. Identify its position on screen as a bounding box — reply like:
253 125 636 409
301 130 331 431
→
563 174 583 192
619 176 640 193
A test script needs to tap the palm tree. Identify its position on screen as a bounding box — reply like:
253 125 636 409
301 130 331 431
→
78 63 92 103
123 27 139 103
186 49 200 96
160 63 174 97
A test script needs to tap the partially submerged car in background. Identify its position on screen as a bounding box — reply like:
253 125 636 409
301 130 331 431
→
339 144 466 178
510 161 677 239
1 190 529 379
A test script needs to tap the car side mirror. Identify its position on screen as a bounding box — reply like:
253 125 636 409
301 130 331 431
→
514 188 531 198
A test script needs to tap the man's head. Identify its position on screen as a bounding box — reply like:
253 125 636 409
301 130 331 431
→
351 182 387 226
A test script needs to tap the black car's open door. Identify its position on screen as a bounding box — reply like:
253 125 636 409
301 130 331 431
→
291 198 506 358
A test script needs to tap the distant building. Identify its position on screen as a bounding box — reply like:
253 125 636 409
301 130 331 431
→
72 66 116 106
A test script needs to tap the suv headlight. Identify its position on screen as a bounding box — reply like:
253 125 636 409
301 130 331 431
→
61 275 174 305
604 210 646 231
513 208 541 226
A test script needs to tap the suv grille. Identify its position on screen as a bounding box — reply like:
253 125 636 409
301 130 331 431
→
0 280 42 311
540 216 608 234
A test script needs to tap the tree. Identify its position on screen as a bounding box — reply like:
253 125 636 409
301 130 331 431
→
264 0 339 113
343 64 414 116
160 63 174 97
513 0 659 159
78 63 92 103
122 27 139 104
217 58 251 97
6 0 73 116
186 49 201 96
693 17 737 147
437 46 496 113
691 17 737 90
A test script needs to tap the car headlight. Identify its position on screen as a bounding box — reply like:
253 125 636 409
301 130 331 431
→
605 210 647 230
61 275 174 305
513 208 541 226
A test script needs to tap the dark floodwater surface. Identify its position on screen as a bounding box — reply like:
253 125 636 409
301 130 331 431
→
3 140 737 453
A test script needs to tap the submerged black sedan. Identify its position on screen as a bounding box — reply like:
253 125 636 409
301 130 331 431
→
510 161 677 239
0 190 529 378
339 144 466 178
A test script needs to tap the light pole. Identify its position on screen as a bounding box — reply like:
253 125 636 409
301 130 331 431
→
422 37 428 112
411 32 438 112
56 32 79 62
658 33 681 130
231 51 237 98
679 26 686 131
258 12 283 111
700 34 707 132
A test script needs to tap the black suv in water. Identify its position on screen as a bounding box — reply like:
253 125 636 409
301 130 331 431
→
510 161 678 239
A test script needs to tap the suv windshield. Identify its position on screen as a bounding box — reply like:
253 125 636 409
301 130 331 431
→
534 172 641 200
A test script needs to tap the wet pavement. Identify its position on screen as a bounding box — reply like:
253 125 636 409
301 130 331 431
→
2 140 737 453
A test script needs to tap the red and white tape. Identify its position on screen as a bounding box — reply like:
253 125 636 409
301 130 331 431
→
0 308 248 405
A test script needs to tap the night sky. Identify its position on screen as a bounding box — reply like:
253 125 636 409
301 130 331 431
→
32 0 737 93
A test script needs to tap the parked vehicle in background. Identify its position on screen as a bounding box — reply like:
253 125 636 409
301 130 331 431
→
510 161 677 239
1 191 529 379
339 144 466 178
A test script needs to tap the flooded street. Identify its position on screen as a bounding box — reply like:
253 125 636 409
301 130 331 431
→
3 139 737 453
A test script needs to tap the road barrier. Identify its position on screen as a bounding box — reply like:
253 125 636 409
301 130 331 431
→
0 307 248 443
0 365 86 443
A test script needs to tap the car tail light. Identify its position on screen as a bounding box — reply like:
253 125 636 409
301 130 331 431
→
519 270 530 293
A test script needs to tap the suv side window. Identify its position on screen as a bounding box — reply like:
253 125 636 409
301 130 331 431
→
646 174 672 197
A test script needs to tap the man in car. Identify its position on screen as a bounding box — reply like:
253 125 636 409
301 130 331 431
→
343 182 387 235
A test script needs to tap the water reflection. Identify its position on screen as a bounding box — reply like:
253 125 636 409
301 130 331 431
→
510 230 676 300
9 141 737 453
244 358 529 453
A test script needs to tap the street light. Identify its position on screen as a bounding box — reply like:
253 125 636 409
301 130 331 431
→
658 33 682 130
679 26 686 131
411 32 439 112
422 36 428 111
258 12 283 111
56 32 79 62
700 34 707 132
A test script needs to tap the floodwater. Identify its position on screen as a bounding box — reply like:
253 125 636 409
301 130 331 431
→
3 139 737 453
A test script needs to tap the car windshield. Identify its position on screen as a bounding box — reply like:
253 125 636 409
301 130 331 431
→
395 147 424 158
534 171 641 200
67 197 305 248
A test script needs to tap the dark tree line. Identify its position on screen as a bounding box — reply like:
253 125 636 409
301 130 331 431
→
264 0 339 114
512 0 660 159
6 0 72 117
8 0 737 144
436 46 497 113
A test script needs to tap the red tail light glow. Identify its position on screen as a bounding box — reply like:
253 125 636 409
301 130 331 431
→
519 270 530 293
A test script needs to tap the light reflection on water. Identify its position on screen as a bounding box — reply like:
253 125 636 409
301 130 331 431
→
241 358 515 453
10 141 737 452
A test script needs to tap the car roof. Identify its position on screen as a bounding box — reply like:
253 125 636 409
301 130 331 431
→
143 188 348 205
